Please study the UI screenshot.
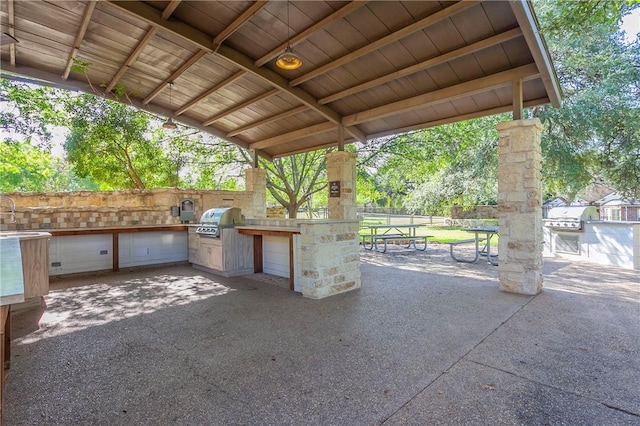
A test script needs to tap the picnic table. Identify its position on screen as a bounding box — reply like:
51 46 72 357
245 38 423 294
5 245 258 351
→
449 226 499 265
361 224 432 253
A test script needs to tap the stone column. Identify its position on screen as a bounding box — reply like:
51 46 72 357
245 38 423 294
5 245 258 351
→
326 151 357 220
244 168 266 219
496 119 543 295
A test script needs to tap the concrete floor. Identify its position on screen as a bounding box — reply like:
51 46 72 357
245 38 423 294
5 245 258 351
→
6 245 640 425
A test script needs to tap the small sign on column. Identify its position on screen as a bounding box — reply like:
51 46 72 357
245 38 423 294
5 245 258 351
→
329 181 341 197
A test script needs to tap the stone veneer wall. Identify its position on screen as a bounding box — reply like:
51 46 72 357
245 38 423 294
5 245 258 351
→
0 188 253 231
247 218 361 299
451 205 499 219
297 220 361 299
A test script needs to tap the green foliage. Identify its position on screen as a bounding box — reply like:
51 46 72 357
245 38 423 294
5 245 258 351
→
535 1 640 199
0 80 67 148
0 141 98 192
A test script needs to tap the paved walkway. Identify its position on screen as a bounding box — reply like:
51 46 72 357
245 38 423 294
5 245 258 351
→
6 245 640 425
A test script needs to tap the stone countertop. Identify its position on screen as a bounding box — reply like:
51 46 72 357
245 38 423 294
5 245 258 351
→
0 231 52 240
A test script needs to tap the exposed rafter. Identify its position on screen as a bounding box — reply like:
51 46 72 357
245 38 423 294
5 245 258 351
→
214 1 269 47
227 105 307 137
342 63 540 126
62 1 96 80
176 70 246 116
319 28 523 105
254 1 369 68
290 0 479 87
108 0 366 144
162 0 181 20
367 98 549 140
8 0 16 66
106 27 158 93
202 88 280 127
249 121 336 150
142 50 207 105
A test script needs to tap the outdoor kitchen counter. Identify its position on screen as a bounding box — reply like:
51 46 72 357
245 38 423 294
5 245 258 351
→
47 225 188 272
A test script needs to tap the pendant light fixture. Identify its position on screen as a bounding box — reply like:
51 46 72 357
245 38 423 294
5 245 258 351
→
276 1 302 70
163 82 177 130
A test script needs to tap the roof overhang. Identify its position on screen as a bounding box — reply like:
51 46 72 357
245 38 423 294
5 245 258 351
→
0 0 561 160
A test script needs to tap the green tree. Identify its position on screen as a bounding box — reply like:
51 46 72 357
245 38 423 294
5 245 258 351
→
0 141 98 192
535 1 640 199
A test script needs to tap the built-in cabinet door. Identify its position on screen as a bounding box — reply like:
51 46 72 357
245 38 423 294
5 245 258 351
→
263 235 289 278
119 231 188 268
49 235 112 276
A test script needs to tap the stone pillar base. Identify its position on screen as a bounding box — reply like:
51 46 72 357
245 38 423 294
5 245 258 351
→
496 119 543 295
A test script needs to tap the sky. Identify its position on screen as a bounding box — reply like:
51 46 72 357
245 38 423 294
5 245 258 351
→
621 8 640 43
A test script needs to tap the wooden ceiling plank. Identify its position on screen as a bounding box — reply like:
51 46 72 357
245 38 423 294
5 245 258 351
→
62 1 97 80
214 1 269 47
217 44 366 143
249 121 336 150
162 0 181 20
343 63 540 126
142 49 207 105
319 27 522 105
106 0 366 144
108 1 215 52
175 70 246 116
254 1 369 67
8 0 15 65
290 1 480 87
202 88 280 126
105 26 158 93
227 105 308 137
367 97 548 140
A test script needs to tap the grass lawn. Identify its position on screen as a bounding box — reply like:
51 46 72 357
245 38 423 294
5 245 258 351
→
359 222 498 246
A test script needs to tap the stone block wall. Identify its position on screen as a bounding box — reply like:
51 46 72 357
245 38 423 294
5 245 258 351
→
297 220 361 299
451 205 499 219
0 188 253 231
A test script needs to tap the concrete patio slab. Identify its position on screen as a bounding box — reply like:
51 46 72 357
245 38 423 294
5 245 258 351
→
5 245 639 425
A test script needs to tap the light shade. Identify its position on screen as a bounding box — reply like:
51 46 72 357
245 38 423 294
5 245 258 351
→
163 117 177 129
276 45 302 70
1 32 18 46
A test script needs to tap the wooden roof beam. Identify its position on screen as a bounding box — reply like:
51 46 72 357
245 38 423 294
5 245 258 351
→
175 70 245 116
319 27 523 105
254 1 369 68
510 1 562 107
290 0 479 87
162 0 181 20
7 0 16 66
105 27 158 93
142 50 207 105
227 105 308 137
62 1 97 80
343 63 540 126
272 139 356 159
217 44 366 143
106 0 366 143
367 97 549 140
249 121 336 150
214 1 269 46
202 88 279 127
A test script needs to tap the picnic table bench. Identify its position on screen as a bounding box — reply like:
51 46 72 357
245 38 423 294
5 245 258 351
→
449 226 499 265
361 224 432 253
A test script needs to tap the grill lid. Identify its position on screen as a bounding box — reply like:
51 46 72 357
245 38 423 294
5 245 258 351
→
547 206 599 221
199 207 244 226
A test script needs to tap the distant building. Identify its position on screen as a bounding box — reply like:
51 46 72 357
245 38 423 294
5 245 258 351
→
597 193 640 222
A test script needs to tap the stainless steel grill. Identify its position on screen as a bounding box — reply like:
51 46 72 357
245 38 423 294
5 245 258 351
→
195 207 244 237
544 206 599 232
